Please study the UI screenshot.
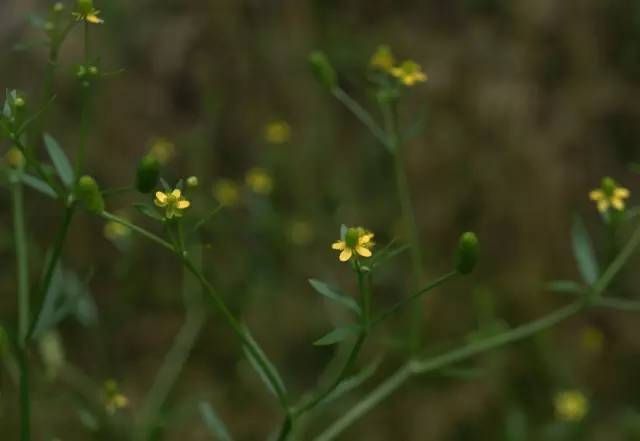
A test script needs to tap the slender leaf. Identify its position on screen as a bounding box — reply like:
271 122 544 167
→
309 279 361 315
44 133 74 187
240 325 286 397
199 401 233 441
20 174 56 198
313 325 360 346
546 280 584 295
571 216 599 285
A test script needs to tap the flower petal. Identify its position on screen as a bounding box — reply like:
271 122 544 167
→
597 200 609 213
332 240 345 250
176 200 190 209
611 198 625 210
339 249 352 262
615 188 630 199
356 246 372 257
171 189 182 198
589 190 604 201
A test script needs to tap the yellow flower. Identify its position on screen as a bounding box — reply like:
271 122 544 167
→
390 60 428 86
103 379 128 414
154 189 191 218
212 179 240 207
5 147 25 168
72 10 104 24
245 167 273 195
589 177 630 213
264 120 291 144
149 138 176 164
370 45 395 71
331 227 375 262
104 221 130 241
554 390 588 422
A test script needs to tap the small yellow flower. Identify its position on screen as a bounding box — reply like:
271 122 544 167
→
331 227 375 262
5 147 25 168
212 179 240 207
103 379 128 414
149 138 176 164
264 120 291 144
370 45 395 72
589 177 630 213
390 60 428 86
554 390 588 422
245 167 273 195
154 189 191 219
104 221 130 241
72 10 104 24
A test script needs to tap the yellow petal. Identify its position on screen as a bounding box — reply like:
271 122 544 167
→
339 249 352 262
614 188 630 199
589 190 603 201
356 246 372 258
176 200 190 209
86 13 104 24
171 189 182 198
597 200 609 213
360 233 374 244
611 198 625 210
331 240 345 250
155 191 167 203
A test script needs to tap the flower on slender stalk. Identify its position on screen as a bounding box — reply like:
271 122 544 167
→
154 189 191 219
554 390 588 422
390 60 427 86
213 179 240 207
332 227 374 262
245 167 273 195
103 379 128 414
589 177 630 213
264 120 291 144
72 0 104 24
370 45 395 72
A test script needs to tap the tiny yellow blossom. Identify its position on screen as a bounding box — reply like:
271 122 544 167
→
103 380 128 414
154 189 191 219
245 167 273 195
149 138 176 164
213 179 240 207
104 221 130 241
554 390 588 422
290 220 314 246
5 147 25 168
580 326 604 354
331 227 375 262
264 120 291 144
390 60 428 86
370 45 395 71
589 177 630 213
72 10 104 24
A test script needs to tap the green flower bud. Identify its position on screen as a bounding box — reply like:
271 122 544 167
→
76 0 94 15
53 2 65 13
308 51 337 90
601 177 616 196
88 65 99 76
455 232 479 275
76 175 105 214
135 154 160 193
14 96 25 108
186 176 199 188
345 227 360 248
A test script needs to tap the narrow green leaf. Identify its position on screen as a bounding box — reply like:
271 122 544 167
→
546 280 584 295
309 279 361 315
133 203 164 221
44 133 74 187
571 216 599 286
199 401 233 441
20 174 56 198
313 325 360 346
240 325 286 397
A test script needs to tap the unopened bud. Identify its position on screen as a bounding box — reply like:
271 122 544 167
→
455 232 479 275
135 154 160 193
76 175 105 214
308 51 337 90
186 176 198 188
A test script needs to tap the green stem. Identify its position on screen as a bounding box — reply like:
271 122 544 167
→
371 271 458 327
101 212 174 251
332 88 389 148
27 205 75 340
11 171 30 345
595 297 640 312
593 219 640 295
18 349 31 441
314 301 584 441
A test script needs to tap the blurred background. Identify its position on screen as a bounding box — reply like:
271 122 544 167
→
1 0 640 439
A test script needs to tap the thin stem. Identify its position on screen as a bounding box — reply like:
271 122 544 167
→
595 297 640 312
371 271 458 327
101 212 174 251
18 349 31 441
314 301 584 441
332 88 390 148
11 171 30 345
592 219 640 295
27 205 75 340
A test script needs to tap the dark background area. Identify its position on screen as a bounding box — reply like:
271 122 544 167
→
1 0 640 439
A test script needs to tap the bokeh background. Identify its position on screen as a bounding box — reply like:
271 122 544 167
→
2 0 640 439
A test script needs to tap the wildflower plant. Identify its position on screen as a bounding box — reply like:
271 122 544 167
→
2 5 640 441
